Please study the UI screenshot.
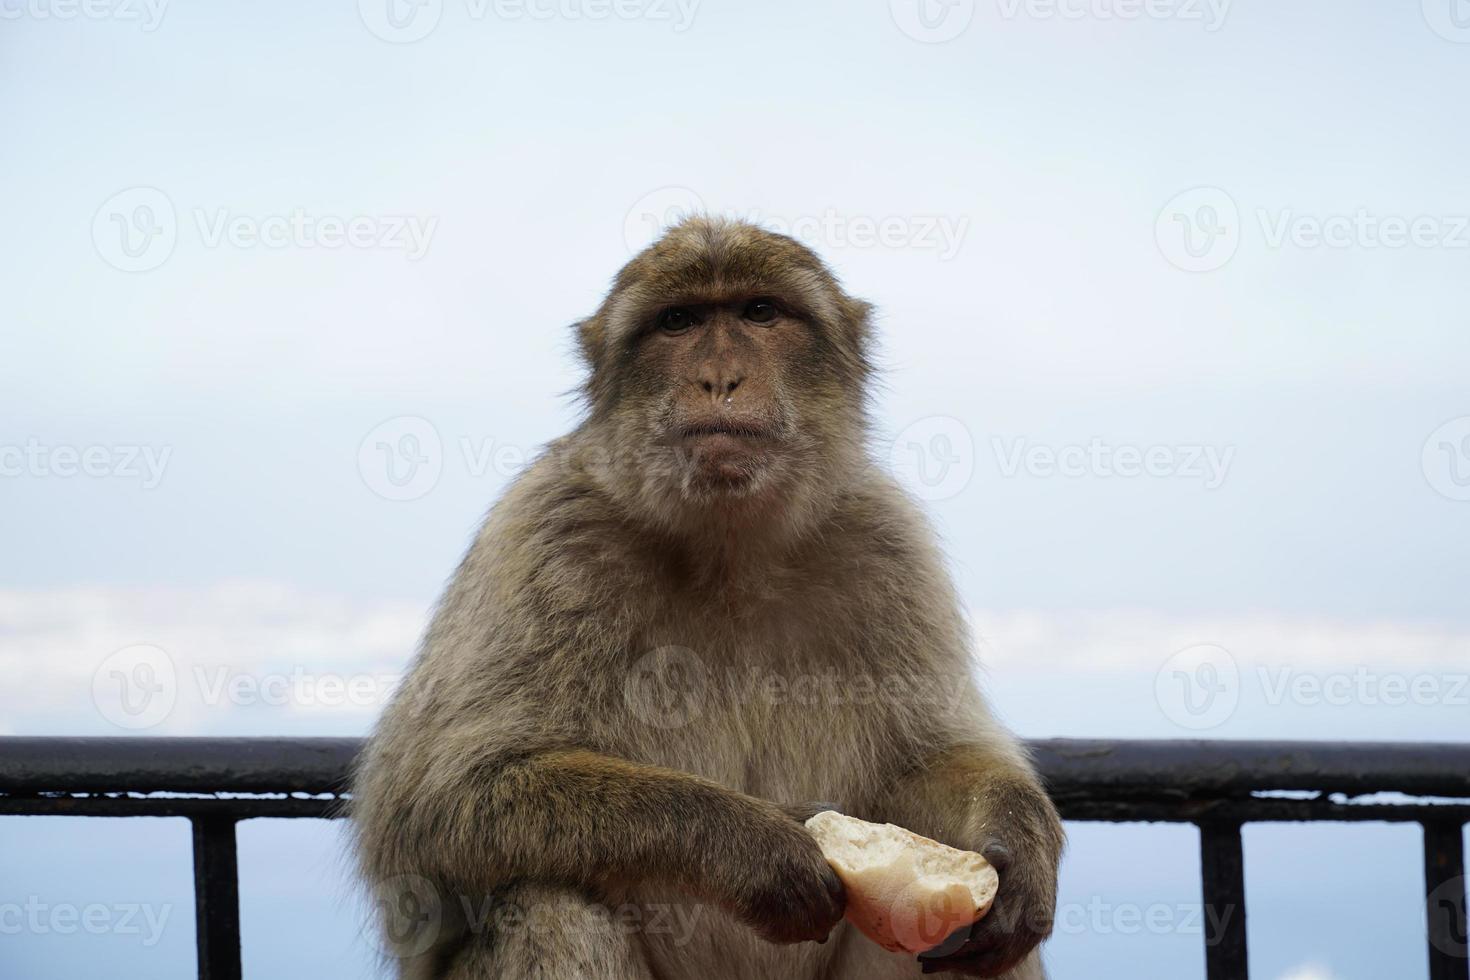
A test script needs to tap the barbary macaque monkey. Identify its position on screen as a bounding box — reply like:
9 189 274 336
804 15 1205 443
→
354 217 1064 980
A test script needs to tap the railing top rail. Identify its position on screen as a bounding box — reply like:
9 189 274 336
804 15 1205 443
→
0 736 360 795
1032 738 1470 801
2 736 1467 801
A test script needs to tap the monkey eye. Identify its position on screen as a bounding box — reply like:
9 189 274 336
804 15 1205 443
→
658 307 701 335
743 299 778 324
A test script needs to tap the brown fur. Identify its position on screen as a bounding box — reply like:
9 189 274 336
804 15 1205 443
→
353 216 1064 979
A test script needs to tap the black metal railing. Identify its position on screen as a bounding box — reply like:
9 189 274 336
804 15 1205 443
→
1 737 1466 980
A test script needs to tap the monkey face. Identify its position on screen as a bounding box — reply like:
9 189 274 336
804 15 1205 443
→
638 296 810 493
577 218 875 517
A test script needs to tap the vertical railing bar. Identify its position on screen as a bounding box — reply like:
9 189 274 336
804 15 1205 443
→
191 815 243 980
1199 820 1249 980
1424 820 1469 980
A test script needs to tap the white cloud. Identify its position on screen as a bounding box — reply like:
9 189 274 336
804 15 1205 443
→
972 608 1470 672
1277 963 1341 980
2 583 1465 738
0 582 429 736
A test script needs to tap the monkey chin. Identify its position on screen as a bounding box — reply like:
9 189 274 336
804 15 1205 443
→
685 446 772 497
612 430 820 539
669 439 794 517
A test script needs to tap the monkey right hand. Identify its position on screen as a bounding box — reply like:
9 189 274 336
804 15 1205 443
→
727 814 847 945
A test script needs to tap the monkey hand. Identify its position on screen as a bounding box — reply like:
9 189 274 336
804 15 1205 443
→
915 791 1062 976
726 808 847 945
778 800 845 823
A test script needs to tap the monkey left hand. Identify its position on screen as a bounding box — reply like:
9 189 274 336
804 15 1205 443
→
914 790 1062 977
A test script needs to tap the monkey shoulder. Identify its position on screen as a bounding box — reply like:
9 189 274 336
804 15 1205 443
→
422 443 664 657
811 471 953 591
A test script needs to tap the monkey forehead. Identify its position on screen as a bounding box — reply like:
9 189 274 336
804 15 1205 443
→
600 217 845 343
636 215 830 275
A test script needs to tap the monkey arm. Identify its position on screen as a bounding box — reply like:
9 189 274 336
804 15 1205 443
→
422 747 784 889
874 741 1063 976
357 741 846 943
878 742 1062 867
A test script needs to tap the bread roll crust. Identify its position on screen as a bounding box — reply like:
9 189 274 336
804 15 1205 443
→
805 810 1000 954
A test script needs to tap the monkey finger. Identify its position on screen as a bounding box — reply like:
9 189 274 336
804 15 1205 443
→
917 949 1012 977
915 933 1019 978
978 840 1013 875
915 900 1033 976
779 800 845 823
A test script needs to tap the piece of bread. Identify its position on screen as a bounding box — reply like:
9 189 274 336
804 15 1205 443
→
804 810 999 954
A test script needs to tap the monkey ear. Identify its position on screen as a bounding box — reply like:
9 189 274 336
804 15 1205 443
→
574 316 617 411
845 298 875 337
574 317 604 372
842 298 877 370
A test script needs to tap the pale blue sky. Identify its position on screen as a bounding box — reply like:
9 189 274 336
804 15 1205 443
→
2 1 1469 977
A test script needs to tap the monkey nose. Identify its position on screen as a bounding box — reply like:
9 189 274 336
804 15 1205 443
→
699 376 743 401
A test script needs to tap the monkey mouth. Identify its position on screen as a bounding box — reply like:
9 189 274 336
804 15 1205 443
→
668 421 780 485
676 422 774 442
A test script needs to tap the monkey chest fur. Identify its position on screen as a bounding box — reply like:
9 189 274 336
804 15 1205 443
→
600 600 937 812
